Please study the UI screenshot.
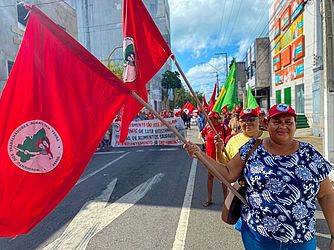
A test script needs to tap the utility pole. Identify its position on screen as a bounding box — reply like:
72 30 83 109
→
214 52 228 79
215 71 219 97
322 0 334 163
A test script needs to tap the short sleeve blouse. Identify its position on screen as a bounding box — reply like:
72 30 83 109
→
239 138 332 243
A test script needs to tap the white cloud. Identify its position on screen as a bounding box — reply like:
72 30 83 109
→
184 56 231 98
170 0 273 58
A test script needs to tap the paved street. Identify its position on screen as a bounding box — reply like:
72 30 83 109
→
0 141 244 250
0 125 332 250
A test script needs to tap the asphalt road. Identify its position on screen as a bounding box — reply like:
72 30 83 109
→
0 144 331 250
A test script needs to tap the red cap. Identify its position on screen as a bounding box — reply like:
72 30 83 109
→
233 105 242 113
208 111 221 119
268 104 296 120
239 108 259 119
221 105 228 114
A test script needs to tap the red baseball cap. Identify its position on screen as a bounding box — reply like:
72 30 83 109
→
267 104 296 120
221 105 228 114
239 108 259 119
233 105 242 113
208 111 221 119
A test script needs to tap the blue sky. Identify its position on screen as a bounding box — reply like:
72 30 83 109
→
168 0 274 99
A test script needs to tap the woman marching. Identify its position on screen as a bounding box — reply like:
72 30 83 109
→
184 104 334 250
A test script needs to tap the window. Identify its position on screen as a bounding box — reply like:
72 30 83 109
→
284 87 291 105
7 60 14 77
276 90 282 104
295 84 304 113
17 4 29 28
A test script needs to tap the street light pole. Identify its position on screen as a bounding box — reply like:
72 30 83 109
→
201 62 221 95
107 45 123 67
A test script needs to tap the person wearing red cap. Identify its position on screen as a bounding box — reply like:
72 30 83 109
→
217 108 268 162
184 103 334 249
258 109 268 131
200 111 231 207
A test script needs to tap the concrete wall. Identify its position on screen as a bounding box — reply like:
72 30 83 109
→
0 0 77 92
236 62 246 103
255 38 271 88
0 1 20 91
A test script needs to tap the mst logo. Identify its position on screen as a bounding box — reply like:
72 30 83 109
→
122 37 137 82
8 120 63 173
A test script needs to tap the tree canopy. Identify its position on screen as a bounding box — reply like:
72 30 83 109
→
174 87 204 109
161 70 182 109
161 70 182 90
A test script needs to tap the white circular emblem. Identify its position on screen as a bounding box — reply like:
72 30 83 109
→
244 109 252 114
122 37 137 82
276 104 289 112
183 108 189 115
8 120 63 173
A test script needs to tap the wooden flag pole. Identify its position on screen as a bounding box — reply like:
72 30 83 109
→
172 58 230 161
131 91 247 206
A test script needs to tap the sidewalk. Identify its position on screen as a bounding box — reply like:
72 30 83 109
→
294 128 323 154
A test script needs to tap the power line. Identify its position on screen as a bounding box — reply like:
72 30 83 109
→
238 0 299 63
240 0 307 66
224 0 242 46
221 0 236 46
217 0 227 43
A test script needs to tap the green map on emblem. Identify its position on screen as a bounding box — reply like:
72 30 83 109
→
16 128 48 162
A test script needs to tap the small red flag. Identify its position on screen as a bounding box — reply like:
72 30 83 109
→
181 101 195 115
119 0 172 142
209 84 217 111
201 96 209 110
0 6 130 236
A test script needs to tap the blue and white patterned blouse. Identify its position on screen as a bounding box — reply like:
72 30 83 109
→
239 138 332 243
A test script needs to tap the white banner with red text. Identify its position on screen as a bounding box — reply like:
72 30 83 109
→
111 117 186 147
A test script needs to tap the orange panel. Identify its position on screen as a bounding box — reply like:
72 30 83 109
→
292 35 305 61
281 45 292 67
281 6 291 31
273 53 281 71
273 19 281 39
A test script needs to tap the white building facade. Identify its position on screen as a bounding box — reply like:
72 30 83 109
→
0 0 77 92
269 0 323 132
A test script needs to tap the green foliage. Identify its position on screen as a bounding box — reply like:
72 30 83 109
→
161 70 182 109
105 60 123 80
174 87 204 109
161 70 182 90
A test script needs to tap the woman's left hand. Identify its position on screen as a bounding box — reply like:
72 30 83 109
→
183 141 200 158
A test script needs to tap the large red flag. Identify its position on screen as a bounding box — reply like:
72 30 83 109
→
0 6 130 236
119 0 172 142
209 83 217 111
